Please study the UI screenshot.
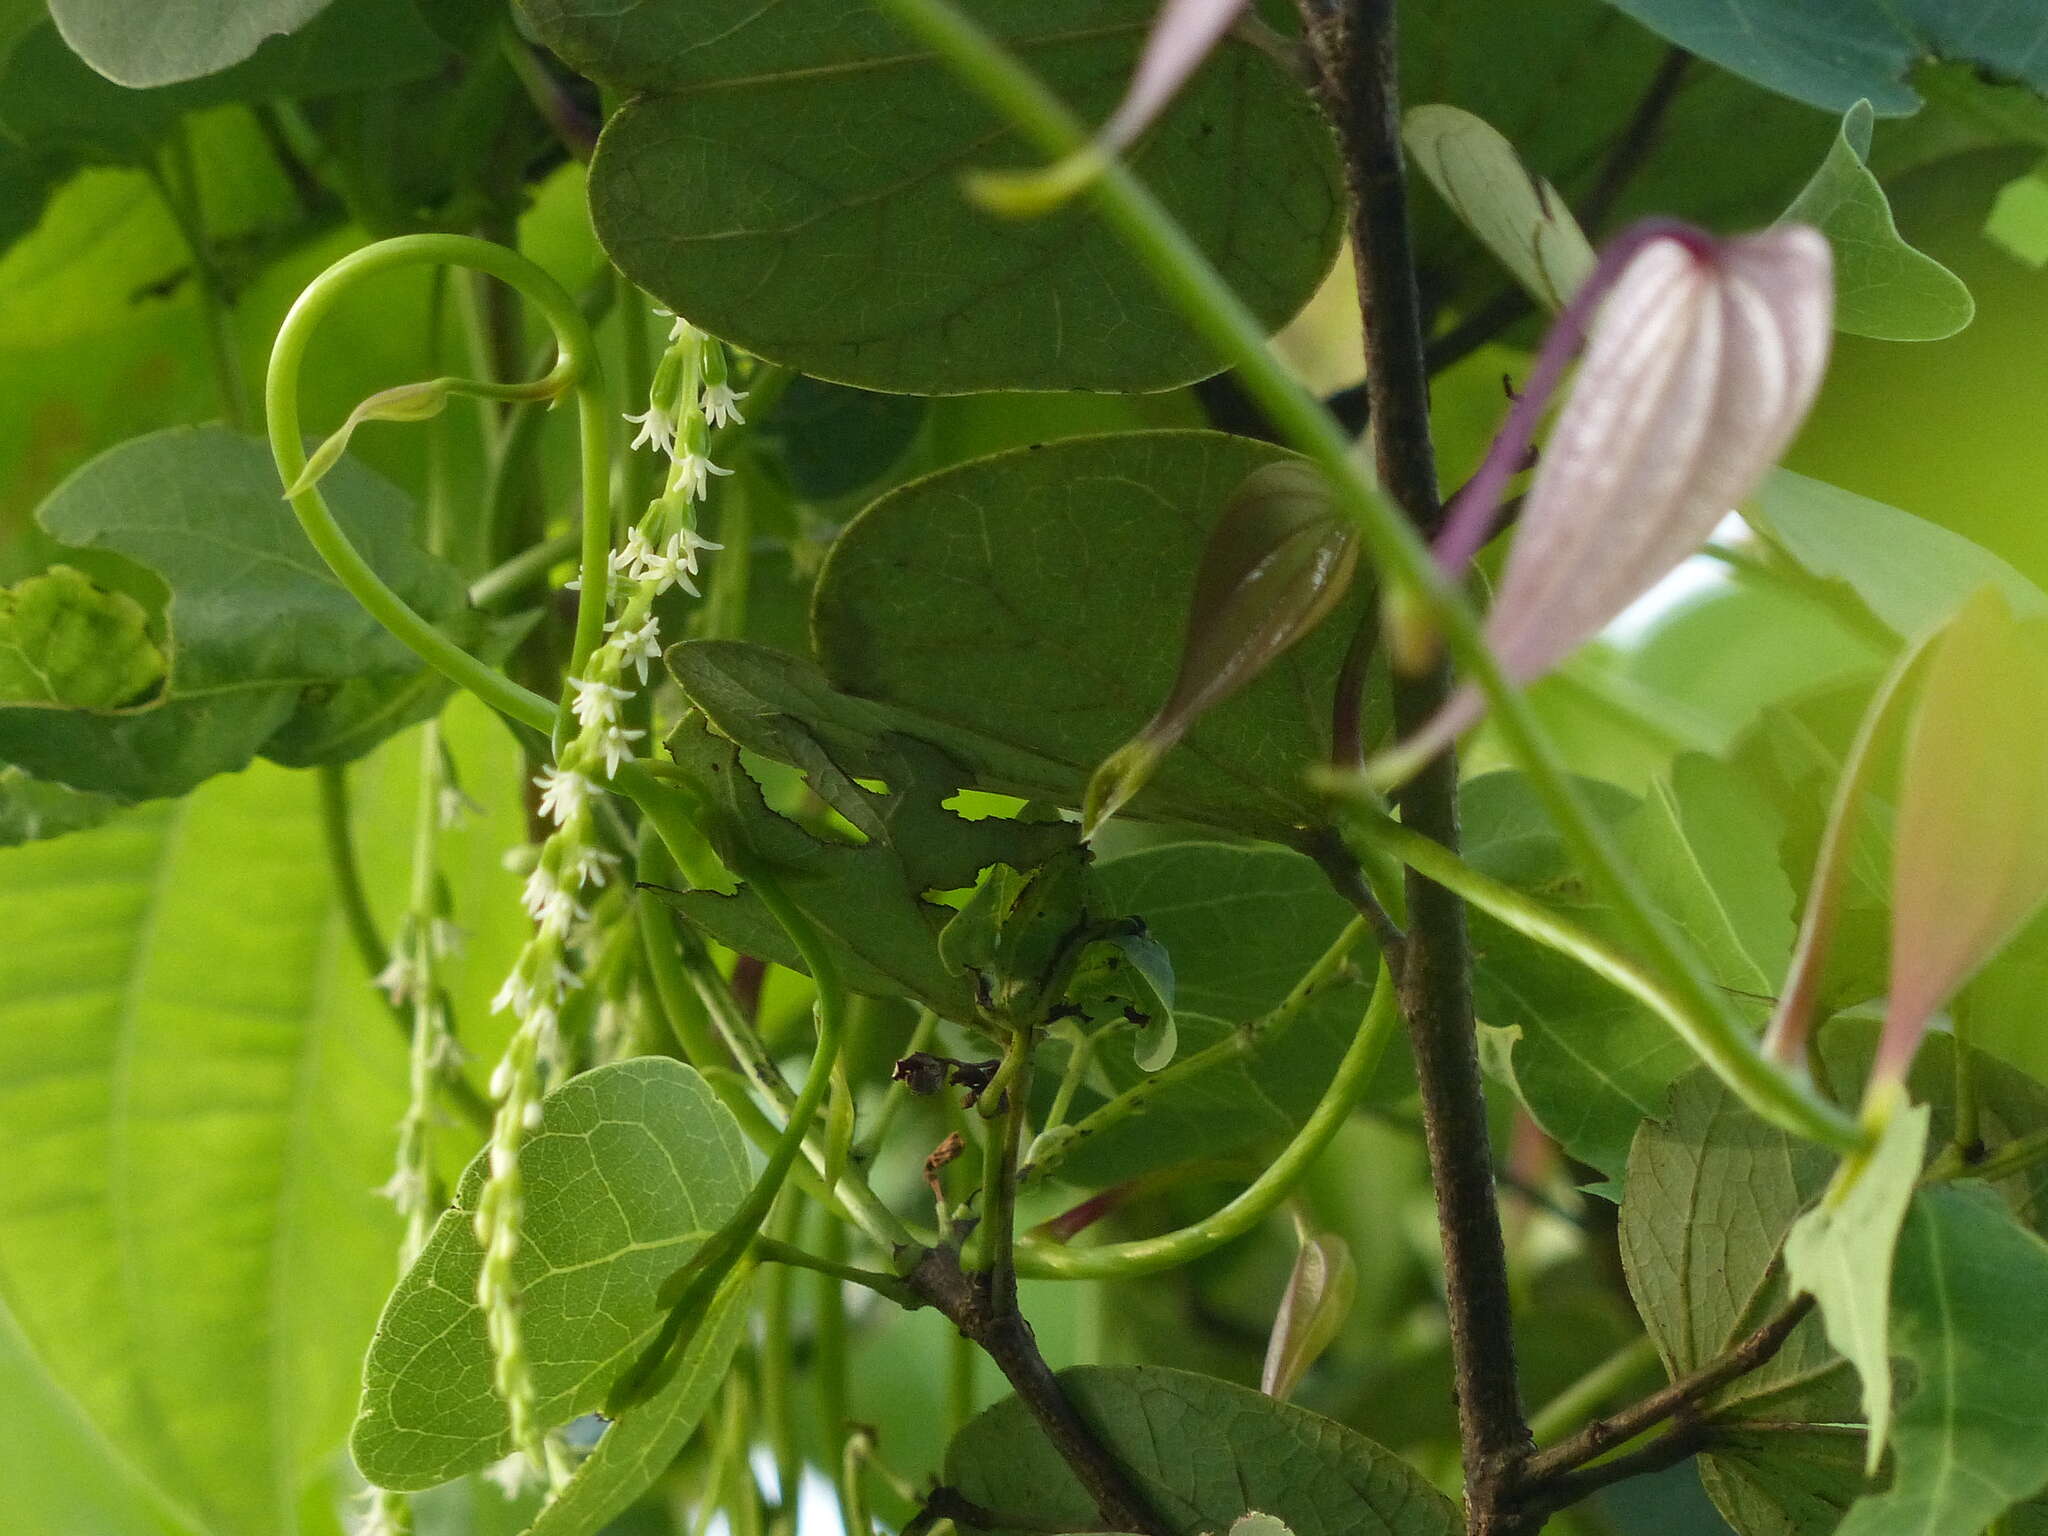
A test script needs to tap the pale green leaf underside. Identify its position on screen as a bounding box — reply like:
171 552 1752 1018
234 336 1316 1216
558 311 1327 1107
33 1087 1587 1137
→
1780 101 1972 341
1751 471 2048 641
353 1058 752 1490
1783 1105 1931 1472
523 1265 756 1536
946 1364 1461 1536
49 0 338 88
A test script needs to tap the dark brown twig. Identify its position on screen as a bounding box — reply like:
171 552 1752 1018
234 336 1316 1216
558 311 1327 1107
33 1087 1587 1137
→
1293 5 1533 1530
904 1246 1173 1536
1524 1295 1814 1485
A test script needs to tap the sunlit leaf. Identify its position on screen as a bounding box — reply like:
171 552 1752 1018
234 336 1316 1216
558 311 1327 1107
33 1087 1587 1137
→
1779 101 1972 341
353 1059 753 1490
1782 1105 1930 1472
0 760 412 1536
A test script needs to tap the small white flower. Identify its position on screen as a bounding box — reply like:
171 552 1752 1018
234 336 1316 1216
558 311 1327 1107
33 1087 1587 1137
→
535 885 589 939
625 404 677 459
429 918 466 960
522 864 562 922
668 525 723 569
595 724 646 777
672 449 734 503
483 1451 543 1500
378 1166 430 1210
522 1100 545 1130
437 784 481 830
491 970 537 1019
373 951 423 1006
533 764 592 826
609 527 655 576
570 844 621 889
603 614 663 685
569 677 632 731
701 381 748 428
630 539 702 598
350 1489 410 1536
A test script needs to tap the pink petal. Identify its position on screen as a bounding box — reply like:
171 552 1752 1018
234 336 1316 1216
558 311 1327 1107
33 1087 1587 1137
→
1102 0 1254 154
1876 590 2048 1086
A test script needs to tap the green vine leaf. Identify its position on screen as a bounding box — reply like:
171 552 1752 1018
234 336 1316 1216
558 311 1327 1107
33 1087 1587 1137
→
1779 101 1973 341
812 431 1380 842
1041 840 1394 1189
521 1266 755 1536
530 0 1341 393
4 1 448 165
48 0 365 89
945 1364 1461 1536
353 1058 753 1490
1833 1185 2048 1536
0 426 478 799
0 764 122 846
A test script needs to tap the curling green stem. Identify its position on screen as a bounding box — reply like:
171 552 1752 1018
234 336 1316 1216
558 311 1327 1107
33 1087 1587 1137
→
267 235 591 739
1015 964 1398 1280
869 0 1860 1158
1027 917 1367 1185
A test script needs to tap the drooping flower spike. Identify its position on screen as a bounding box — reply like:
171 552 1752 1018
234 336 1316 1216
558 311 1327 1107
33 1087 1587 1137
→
1388 219 1834 774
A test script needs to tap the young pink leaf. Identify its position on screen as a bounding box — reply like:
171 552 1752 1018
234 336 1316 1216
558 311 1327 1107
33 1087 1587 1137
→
1260 1220 1356 1404
1083 460 1358 837
1395 223 1833 768
968 0 1252 215
1872 590 2048 1096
